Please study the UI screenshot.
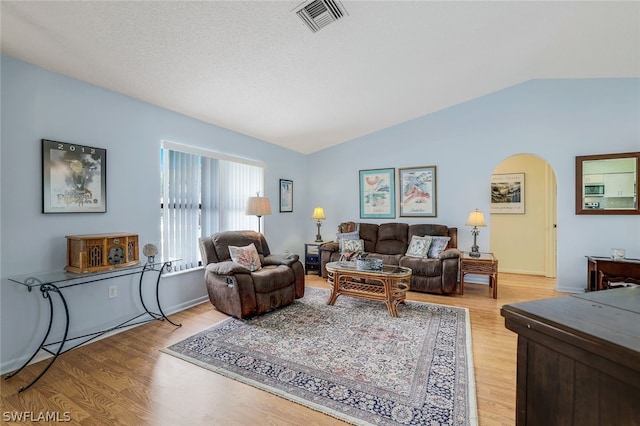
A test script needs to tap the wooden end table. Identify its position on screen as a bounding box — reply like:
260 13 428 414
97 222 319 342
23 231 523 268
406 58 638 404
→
459 252 498 298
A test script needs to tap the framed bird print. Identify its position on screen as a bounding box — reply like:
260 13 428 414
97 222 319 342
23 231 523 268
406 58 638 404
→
359 168 395 218
399 166 437 217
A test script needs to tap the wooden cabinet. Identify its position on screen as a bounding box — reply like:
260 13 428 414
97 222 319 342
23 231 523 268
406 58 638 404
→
604 172 635 197
586 255 640 291
583 173 604 184
501 288 640 425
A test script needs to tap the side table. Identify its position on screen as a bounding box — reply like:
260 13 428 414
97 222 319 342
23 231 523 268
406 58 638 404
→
304 242 322 275
459 251 498 298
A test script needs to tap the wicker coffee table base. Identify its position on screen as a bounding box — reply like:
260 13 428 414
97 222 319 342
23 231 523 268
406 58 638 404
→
326 267 411 317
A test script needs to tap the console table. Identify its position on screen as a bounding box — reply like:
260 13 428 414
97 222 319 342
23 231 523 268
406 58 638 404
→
5 260 181 393
501 287 640 425
585 256 640 291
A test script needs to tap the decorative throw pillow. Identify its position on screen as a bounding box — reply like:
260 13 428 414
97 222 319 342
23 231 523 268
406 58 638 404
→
229 243 262 271
427 236 451 259
337 231 360 251
341 238 364 254
405 235 433 258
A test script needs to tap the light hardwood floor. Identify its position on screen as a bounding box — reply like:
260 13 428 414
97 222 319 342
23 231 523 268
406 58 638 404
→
1 273 563 425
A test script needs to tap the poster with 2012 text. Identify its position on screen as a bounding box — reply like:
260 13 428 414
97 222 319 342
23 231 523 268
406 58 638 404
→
42 139 107 213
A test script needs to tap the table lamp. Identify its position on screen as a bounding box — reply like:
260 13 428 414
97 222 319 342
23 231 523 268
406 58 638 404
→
465 209 486 257
311 207 326 242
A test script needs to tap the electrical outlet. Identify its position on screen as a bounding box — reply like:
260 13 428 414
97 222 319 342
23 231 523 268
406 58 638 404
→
108 286 117 299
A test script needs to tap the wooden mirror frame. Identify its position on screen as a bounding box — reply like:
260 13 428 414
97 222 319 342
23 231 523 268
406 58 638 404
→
575 151 640 215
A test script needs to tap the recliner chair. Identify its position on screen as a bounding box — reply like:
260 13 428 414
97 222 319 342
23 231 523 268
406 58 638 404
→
199 231 305 318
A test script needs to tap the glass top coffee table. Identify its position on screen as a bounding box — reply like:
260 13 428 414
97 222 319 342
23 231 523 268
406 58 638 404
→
325 261 412 317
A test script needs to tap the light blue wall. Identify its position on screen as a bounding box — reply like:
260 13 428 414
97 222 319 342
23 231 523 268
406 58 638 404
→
309 78 640 293
2 55 640 374
0 56 310 373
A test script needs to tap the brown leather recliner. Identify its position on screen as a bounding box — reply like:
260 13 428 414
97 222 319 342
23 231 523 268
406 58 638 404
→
199 231 305 318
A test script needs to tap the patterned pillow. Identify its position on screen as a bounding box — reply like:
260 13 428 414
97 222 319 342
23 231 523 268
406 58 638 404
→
337 230 359 241
341 238 364 254
427 236 451 259
405 235 433 258
229 243 262 271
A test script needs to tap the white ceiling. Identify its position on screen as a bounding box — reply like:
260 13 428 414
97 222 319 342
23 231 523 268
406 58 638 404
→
2 1 639 154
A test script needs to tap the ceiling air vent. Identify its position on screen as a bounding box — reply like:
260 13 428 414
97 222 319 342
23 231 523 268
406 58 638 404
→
294 0 348 33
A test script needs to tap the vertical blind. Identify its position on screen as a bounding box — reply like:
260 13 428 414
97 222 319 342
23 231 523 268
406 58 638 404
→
160 143 264 271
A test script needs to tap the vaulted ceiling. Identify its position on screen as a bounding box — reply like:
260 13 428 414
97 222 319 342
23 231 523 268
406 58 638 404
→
2 1 639 154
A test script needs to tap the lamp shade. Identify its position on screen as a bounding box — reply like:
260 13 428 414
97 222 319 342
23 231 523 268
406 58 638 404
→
311 207 326 220
465 209 486 227
245 196 272 216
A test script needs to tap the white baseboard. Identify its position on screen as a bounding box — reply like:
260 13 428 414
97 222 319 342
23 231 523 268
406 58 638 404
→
498 268 545 276
1 295 209 375
555 285 585 294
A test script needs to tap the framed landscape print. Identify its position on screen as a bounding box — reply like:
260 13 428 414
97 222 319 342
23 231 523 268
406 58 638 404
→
491 173 525 214
279 179 293 212
359 168 395 218
42 139 107 213
399 165 437 217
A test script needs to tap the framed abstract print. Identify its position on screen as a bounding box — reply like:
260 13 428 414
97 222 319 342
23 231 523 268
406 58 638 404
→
42 139 107 213
279 179 293 212
399 165 437 217
359 168 395 219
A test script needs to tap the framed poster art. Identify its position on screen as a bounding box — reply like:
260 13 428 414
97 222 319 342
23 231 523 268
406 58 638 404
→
491 173 524 214
279 179 293 212
359 168 395 219
399 165 437 217
42 139 107 213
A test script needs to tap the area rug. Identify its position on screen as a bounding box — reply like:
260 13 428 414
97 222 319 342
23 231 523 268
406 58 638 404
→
162 287 478 425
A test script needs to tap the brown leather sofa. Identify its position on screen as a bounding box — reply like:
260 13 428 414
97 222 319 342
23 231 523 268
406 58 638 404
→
199 231 305 318
319 222 460 294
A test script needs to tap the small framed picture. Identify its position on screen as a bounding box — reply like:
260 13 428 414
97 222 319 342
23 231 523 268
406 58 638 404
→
42 139 107 213
399 165 437 217
279 179 293 212
491 173 525 214
359 168 396 219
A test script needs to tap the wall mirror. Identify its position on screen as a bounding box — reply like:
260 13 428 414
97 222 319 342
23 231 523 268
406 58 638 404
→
576 151 640 215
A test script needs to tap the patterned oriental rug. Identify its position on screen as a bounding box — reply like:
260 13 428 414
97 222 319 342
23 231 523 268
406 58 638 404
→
163 287 478 426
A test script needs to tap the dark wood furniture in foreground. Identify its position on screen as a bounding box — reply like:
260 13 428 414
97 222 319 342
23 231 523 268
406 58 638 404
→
459 251 498 298
501 287 640 426
586 255 640 291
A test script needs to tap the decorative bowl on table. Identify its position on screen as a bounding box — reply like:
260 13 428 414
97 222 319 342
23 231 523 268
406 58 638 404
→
356 258 383 271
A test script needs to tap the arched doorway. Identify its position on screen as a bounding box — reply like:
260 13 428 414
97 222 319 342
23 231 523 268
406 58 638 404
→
490 154 557 278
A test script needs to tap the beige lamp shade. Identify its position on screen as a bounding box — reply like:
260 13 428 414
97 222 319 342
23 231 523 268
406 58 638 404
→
245 196 272 216
311 207 326 220
465 209 486 227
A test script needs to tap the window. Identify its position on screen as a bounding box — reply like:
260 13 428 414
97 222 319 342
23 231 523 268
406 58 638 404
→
160 141 264 271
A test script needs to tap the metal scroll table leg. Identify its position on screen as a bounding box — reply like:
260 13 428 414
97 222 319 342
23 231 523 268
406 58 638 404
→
138 262 181 327
5 284 70 393
139 263 159 320
155 262 181 327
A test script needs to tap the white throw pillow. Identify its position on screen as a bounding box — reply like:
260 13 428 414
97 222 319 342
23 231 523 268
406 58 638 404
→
405 235 433 258
427 236 451 259
229 243 262 271
341 238 364 254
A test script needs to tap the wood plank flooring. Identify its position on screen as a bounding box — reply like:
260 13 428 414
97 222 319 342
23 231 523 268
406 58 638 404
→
1 273 563 425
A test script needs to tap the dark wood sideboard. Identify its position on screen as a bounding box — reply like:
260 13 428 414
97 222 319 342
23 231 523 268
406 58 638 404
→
586 256 640 291
501 287 640 426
